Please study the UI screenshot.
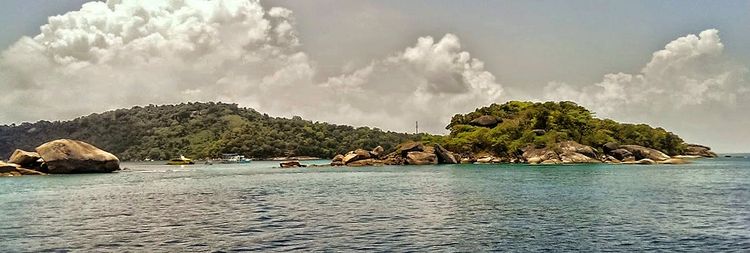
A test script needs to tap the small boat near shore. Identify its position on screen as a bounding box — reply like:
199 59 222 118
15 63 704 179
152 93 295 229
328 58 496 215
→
220 154 252 164
167 155 195 165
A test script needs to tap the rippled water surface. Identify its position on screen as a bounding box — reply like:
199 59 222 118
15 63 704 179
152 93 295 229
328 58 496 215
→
1 157 749 252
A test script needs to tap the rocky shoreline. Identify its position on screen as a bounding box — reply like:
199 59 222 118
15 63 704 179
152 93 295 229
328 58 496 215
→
1 139 120 177
330 141 717 167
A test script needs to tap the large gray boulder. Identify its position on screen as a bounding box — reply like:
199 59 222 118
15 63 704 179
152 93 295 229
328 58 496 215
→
35 139 120 174
609 149 635 162
559 151 600 164
522 147 561 164
619 145 670 161
603 142 620 153
406 151 438 165
330 154 345 166
433 144 458 164
523 141 600 164
342 149 372 164
559 141 598 159
395 141 424 155
470 115 501 128
371 146 385 158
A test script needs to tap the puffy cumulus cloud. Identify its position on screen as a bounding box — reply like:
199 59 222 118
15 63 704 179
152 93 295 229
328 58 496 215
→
544 29 748 120
0 0 503 134
320 34 503 133
543 29 750 151
0 0 316 123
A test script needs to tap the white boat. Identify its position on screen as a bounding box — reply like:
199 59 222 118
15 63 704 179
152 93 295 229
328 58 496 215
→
221 154 252 164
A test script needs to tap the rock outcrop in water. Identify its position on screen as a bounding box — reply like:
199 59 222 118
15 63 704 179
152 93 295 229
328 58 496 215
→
683 144 718 158
2 139 120 176
328 140 705 167
0 161 46 176
36 139 121 174
280 161 306 168
9 149 42 166
332 142 459 166
521 141 602 165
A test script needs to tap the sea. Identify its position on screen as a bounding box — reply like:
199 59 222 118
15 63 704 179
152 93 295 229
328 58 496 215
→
1 156 749 252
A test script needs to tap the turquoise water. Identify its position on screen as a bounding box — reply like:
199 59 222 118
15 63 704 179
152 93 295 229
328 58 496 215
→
1 157 749 252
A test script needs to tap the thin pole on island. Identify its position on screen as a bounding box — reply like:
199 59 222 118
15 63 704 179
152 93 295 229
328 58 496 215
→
416 121 419 135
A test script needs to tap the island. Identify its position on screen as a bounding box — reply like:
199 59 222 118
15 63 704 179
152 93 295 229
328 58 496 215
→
1 101 718 173
331 101 717 166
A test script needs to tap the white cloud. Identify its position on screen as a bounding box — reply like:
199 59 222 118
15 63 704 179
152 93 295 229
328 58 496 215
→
544 29 749 120
320 34 503 133
0 0 502 134
0 0 316 123
542 29 750 151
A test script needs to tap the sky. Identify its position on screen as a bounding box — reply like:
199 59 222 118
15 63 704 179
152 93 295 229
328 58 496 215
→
0 0 748 152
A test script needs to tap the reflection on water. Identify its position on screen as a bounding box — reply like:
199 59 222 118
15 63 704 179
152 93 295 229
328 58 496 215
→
1 158 749 251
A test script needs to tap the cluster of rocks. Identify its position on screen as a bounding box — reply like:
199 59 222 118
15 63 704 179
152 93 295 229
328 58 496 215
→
682 144 718 158
509 141 690 165
333 140 714 167
453 141 602 165
331 142 460 167
601 143 687 164
1 139 120 177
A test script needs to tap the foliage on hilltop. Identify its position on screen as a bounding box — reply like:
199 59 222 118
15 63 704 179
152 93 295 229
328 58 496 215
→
427 101 686 156
0 102 415 160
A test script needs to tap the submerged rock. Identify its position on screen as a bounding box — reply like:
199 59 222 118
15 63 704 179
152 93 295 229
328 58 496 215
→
35 139 120 174
280 161 305 168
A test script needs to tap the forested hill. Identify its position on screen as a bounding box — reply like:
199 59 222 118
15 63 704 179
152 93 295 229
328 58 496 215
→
432 101 689 156
0 103 415 160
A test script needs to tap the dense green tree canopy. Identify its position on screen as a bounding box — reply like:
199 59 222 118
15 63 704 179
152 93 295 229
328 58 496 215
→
0 102 414 160
432 101 686 156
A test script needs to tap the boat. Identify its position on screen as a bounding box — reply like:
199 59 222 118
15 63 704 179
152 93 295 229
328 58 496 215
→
167 155 195 165
220 153 252 164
